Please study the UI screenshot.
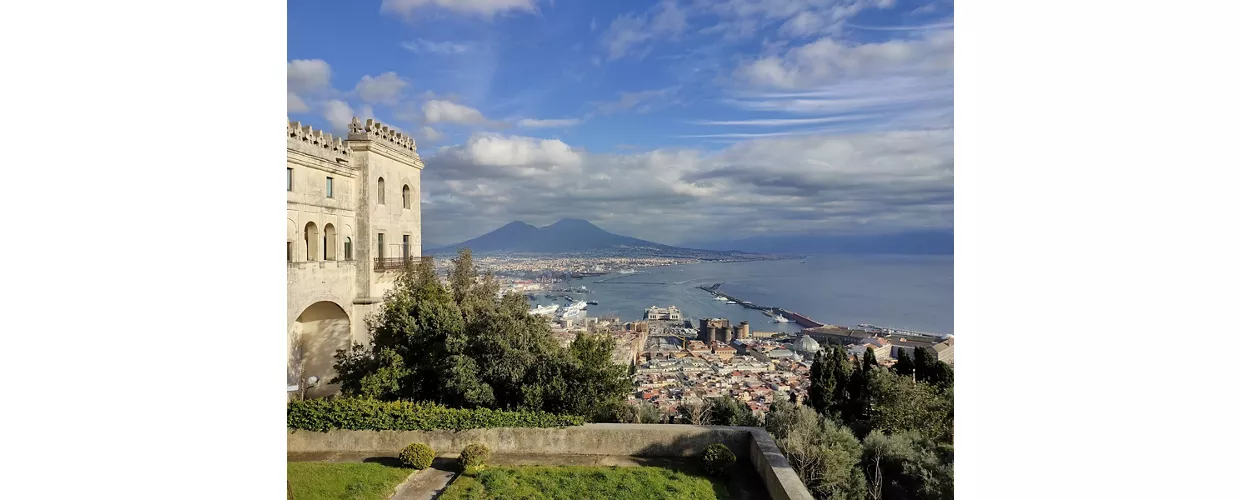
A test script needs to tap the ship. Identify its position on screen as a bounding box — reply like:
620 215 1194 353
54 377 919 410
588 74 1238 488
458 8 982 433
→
563 300 588 313
587 301 599 305
726 300 737 304
772 314 791 323
714 296 728 301
530 304 560 317
619 269 637 275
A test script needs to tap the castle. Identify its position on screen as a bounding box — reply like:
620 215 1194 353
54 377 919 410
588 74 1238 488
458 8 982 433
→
287 117 425 397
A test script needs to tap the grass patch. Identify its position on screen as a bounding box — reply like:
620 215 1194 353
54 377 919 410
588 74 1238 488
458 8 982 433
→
287 462 412 500
438 465 729 500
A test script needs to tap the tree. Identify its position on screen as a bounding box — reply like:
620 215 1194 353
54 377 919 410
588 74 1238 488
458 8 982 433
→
893 349 914 377
867 369 953 443
862 431 953 500
766 399 868 500
809 350 832 416
629 359 637 376
863 347 879 371
708 396 761 427
677 400 713 425
331 248 633 417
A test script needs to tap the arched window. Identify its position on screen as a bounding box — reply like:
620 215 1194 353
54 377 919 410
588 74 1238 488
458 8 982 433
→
402 185 411 209
287 241 293 262
324 224 337 260
377 177 385 205
344 237 352 260
304 222 319 261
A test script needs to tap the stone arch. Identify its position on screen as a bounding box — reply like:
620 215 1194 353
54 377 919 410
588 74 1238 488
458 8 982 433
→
377 177 386 205
324 223 337 261
288 300 351 398
402 184 411 209
304 221 319 261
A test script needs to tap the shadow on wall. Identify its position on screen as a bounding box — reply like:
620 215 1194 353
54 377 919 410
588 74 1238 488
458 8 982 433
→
289 301 351 398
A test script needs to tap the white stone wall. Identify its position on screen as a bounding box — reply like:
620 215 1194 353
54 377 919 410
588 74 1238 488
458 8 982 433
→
286 118 424 394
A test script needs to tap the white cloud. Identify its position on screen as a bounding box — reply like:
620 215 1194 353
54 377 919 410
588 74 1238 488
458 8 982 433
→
737 30 954 89
516 118 582 128
400 39 470 54
322 100 354 132
422 100 488 124
419 126 445 142
596 87 677 114
602 0 687 60
691 115 876 127
354 72 410 104
288 92 310 113
381 0 538 18
421 128 953 244
440 133 583 169
287 59 332 94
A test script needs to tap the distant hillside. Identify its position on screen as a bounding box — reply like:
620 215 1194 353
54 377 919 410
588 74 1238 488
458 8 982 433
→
685 230 954 255
428 219 755 258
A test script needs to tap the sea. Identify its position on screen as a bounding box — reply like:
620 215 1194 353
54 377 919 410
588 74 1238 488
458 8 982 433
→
527 254 954 335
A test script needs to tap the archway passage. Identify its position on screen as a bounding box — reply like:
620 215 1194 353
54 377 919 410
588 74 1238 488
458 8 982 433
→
289 301 350 398
304 222 319 261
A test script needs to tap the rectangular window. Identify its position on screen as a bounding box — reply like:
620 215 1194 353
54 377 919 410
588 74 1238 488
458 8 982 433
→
344 238 352 260
287 241 292 262
402 235 410 259
377 233 385 260
287 168 292 191
326 176 334 198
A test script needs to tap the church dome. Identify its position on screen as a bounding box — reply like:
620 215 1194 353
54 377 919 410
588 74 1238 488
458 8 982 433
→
792 335 821 354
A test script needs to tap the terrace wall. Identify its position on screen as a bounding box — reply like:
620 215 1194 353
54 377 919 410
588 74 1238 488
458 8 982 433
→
288 423 813 500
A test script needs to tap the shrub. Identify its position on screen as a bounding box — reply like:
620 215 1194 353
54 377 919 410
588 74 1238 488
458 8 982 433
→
287 398 586 432
458 443 492 469
702 443 736 476
399 443 435 469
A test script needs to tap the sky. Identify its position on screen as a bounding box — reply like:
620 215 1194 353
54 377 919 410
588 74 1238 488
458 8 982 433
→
288 0 954 246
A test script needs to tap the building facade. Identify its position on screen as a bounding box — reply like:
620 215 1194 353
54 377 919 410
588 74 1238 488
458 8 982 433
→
644 305 683 321
287 117 425 397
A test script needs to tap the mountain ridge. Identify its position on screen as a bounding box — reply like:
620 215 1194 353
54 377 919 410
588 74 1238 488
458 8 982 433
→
428 219 721 256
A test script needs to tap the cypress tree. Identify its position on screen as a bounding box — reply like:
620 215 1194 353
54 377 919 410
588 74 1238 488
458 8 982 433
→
809 350 832 415
894 349 914 377
863 347 879 371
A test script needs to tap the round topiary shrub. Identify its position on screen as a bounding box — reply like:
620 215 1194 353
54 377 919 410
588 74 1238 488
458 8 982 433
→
702 443 736 476
399 443 435 469
459 443 492 469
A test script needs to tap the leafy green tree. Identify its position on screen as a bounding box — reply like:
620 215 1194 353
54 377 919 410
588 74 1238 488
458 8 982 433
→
867 369 953 443
766 399 867 500
862 431 953 500
912 347 953 388
331 249 633 418
708 397 761 427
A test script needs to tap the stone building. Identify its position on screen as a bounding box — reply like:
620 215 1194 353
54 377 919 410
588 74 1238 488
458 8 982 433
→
699 318 731 344
287 117 425 397
644 305 682 321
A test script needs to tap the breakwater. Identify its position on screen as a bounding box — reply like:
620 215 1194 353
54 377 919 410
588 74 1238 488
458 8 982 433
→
697 285 825 328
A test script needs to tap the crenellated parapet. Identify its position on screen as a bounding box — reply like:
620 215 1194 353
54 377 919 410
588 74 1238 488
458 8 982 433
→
348 117 417 155
288 118 353 158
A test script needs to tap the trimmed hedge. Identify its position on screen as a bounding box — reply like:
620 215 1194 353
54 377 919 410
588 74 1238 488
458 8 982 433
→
459 443 492 469
399 442 435 469
702 443 736 476
287 398 586 432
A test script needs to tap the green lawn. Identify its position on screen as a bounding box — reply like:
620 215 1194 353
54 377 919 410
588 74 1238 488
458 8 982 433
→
438 465 729 500
287 462 412 500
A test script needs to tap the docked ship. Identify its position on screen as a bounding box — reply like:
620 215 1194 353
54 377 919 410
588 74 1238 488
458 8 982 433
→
530 304 560 317
563 300 587 313
619 269 637 275
772 314 791 323
714 296 729 301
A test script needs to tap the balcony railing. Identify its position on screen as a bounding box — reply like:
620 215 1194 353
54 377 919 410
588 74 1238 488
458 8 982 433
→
374 256 422 271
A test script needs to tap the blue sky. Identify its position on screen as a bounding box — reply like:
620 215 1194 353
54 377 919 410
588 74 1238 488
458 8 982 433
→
288 0 954 245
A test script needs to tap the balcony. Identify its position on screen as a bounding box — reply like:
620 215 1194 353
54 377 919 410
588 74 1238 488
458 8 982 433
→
373 256 422 271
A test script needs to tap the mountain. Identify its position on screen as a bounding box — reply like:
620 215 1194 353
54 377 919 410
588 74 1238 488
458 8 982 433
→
429 219 742 257
684 230 954 255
